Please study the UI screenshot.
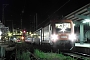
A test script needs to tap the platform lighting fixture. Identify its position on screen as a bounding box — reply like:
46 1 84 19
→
29 32 32 34
82 19 90 26
82 19 90 23
73 24 75 26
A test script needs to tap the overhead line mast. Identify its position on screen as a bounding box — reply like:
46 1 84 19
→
21 6 25 30
2 4 9 25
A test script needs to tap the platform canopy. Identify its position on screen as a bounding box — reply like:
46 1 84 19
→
64 3 90 23
64 3 90 44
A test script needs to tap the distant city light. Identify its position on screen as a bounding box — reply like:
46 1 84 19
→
23 30 26 33
0 31 2 35
8 33 12 36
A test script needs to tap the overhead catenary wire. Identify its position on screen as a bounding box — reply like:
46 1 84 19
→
37 0 71 28
44 0 60 15
20 5 25 29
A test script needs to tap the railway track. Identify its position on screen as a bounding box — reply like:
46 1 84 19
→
30 52 38 60
15 42 90 60
74 52 90 57
62 52 90 60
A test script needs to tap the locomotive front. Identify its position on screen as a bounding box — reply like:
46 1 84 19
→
51 20 77 50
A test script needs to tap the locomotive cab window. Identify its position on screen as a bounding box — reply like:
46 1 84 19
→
55 22 71 33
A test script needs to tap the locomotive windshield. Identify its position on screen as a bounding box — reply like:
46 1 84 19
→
55 22 71 33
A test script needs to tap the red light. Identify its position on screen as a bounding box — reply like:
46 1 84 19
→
23 30 26 33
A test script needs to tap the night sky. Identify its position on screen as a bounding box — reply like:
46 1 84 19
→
0 0 90 32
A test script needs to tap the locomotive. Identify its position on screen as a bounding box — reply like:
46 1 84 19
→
33 19 77 50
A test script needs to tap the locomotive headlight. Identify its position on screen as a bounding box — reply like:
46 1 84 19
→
69 33 76 42
51 34 58 42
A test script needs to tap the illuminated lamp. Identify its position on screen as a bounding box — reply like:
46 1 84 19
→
73 24 75 26
83 19 90 26
0 31 2 35
82 19 90 23
21 36 24 40
23 30 26 33
69 33 76 42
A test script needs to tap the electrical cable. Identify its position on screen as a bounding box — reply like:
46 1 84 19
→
37 0 71 28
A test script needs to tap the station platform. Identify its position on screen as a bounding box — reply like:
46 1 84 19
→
75 43 90 48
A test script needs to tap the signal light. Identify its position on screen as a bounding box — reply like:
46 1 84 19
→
23 30 26 33
21 36 24 40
